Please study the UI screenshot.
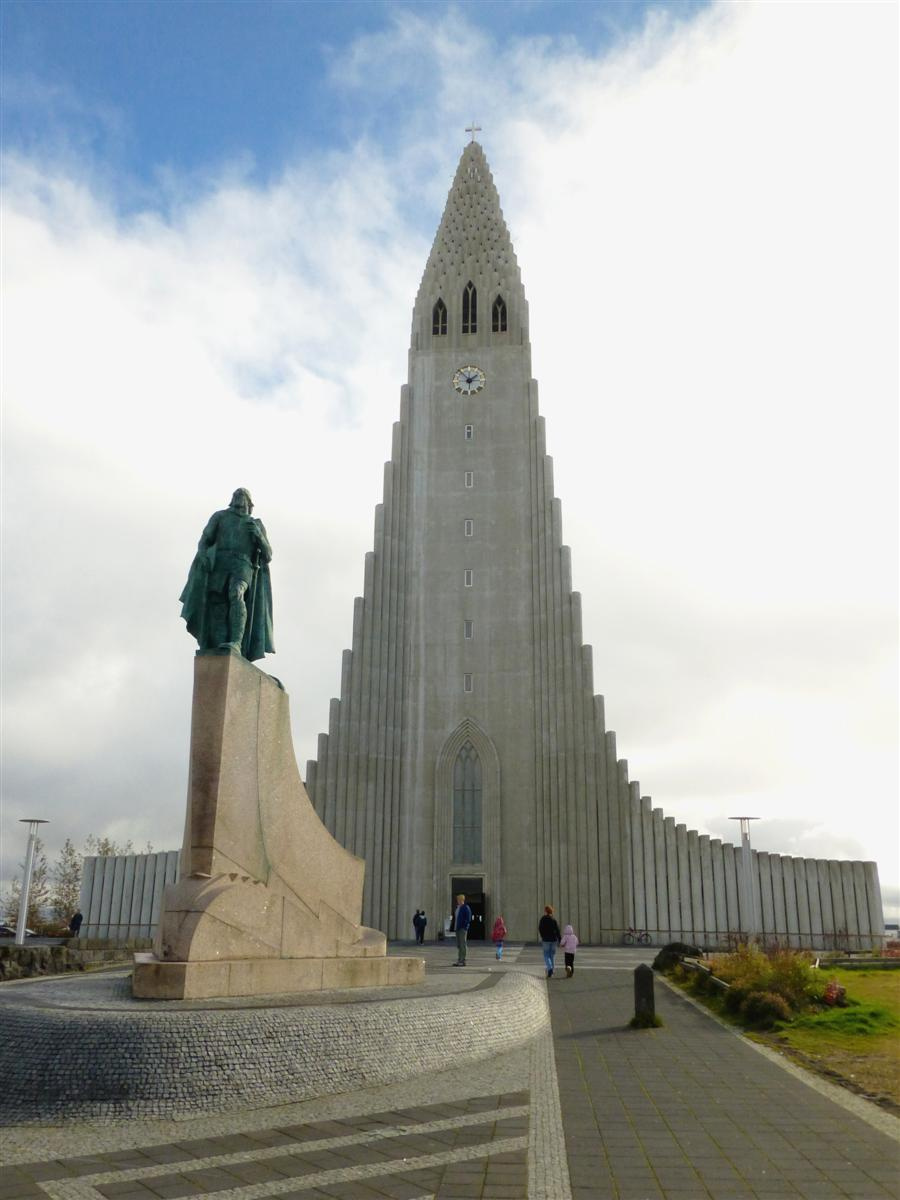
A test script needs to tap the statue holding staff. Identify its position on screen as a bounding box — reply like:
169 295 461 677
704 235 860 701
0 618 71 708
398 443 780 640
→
180 488 274 660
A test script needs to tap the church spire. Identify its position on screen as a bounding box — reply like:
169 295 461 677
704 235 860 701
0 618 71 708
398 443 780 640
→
412 142 527 349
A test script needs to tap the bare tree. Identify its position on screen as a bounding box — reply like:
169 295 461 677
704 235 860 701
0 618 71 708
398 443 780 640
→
1 837 51 930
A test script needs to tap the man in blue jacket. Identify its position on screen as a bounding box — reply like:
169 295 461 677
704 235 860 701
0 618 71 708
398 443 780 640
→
453 894 472 966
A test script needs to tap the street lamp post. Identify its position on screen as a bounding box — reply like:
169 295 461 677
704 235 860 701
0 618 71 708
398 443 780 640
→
729 816 759 942
15 819 49 946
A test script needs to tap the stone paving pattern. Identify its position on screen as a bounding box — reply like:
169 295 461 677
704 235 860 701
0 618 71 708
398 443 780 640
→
1 942 898 1199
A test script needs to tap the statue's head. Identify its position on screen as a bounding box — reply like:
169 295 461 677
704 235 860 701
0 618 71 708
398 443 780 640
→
230 488 253 514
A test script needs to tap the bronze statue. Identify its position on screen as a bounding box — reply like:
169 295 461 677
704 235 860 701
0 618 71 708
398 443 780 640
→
180 488 274 660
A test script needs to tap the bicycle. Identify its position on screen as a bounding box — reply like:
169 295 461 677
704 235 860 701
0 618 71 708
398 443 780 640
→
622 927 651 945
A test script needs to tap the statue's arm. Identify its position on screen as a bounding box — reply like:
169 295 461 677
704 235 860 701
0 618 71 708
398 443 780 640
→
253 519 273 563
198 511 220 550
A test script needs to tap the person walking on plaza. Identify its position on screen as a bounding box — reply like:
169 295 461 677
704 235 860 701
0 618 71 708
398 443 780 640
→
68 910 83 938
492 914 508 960
453 894 472 966
412 909 426 944
539 905 561 977
560 922 579 977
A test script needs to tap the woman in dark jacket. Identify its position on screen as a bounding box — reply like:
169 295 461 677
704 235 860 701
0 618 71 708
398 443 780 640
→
538 905 561 977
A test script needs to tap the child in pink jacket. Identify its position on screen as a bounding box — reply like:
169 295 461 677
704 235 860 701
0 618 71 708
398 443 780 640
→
560 924 579 977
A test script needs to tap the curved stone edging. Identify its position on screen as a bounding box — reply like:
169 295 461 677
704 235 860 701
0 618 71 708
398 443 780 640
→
0 972 548 1124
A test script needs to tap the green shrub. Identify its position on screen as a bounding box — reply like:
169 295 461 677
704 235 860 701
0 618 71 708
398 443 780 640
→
740 990 792 1029
766 949 818 1008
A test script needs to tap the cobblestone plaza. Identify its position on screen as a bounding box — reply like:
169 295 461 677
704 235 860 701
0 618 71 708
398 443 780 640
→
2 945 898 1199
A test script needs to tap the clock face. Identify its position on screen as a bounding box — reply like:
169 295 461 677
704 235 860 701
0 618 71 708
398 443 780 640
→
452 365 486 396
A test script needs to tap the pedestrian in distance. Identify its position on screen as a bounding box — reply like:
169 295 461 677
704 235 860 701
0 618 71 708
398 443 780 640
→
412 909 423 943
560 923 579 977
492 914 508 960
453 894 472 966
69 911 83 937
539 905 561 977
416 910 427 944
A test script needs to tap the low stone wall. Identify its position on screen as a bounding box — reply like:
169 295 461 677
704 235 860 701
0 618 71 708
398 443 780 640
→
0 942 150 982
0 971 548 1124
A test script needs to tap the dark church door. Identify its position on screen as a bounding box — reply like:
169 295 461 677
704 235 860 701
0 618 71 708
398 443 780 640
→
452 876 486 941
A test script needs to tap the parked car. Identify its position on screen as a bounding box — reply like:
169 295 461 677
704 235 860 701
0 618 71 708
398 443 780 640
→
0 923 37 938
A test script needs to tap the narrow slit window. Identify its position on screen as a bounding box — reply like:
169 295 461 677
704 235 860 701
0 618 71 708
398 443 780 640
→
464 519 474 537
453 741 481 863
465 471 474 488
492 294 507 333
464 620 474 639
463 673 473 693
432 298 447 335
462 281 477 334
464 569 473 587
464 424 474 441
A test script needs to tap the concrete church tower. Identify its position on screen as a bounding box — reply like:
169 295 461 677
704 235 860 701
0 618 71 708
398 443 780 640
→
306 140 884 949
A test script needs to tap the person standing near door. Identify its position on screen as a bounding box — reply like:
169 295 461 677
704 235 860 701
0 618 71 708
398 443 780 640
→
453 894 472 966
538 905 561 977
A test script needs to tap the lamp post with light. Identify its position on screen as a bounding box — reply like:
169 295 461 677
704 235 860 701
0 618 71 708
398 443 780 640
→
729 816 759 941
15 819 49 946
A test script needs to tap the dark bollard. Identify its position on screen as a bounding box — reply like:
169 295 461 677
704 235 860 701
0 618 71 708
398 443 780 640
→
630 963 663 1028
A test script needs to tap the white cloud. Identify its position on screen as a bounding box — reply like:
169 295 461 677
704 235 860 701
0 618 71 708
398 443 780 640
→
2 1 897 917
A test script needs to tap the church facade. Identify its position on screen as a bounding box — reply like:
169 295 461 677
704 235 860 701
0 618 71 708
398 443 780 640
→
305 141 884 949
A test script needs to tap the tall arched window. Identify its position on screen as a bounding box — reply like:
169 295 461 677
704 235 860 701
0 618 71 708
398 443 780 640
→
492 294 507 333
462 281 477 334
432 298 447 335
453 741 482 863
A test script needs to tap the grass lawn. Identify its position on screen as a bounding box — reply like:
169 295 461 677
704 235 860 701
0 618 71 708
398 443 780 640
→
672 964 900 1114
751 968 900 1112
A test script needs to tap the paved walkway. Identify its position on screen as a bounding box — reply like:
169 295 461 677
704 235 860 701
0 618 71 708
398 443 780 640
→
546 946 900 1199
0 943 897 1200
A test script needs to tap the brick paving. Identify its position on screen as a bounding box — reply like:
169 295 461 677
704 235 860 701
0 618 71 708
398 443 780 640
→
1 942 898 1199
544 947 900 1199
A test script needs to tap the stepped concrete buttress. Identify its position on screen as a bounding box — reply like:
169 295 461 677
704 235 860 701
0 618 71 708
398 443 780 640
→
132 651 424 999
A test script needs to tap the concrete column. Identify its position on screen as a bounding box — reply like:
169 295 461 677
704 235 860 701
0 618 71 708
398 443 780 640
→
841 861 860 948
722 844 739 940
630 782 646 936
699 835 715 945
97 857 115 940
769 854 787 945
594 697 611 940
121 855 138 939
710 839 727 948
664 817 680 941
581 649 602 942
806 859 824 947
570 596 591 935
79 857 98 939
781 857 800 948
618 761 634 930
828 860 846 945
851 862 871 948
687 830 703 942
641 796 656 943
863 862 884 949
676 825 691 942
606 732 622 934
653 808 669 943
324 698 341 833
139 852 156 938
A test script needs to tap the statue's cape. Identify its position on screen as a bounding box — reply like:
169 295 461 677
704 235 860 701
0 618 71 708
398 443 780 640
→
243 561 275 661
179 547 214 648
179 548 274 662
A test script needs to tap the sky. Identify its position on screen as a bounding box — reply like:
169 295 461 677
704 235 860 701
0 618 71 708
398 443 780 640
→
1 0 898 921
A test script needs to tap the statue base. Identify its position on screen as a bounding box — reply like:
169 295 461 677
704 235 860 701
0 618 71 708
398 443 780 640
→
134 652 423 1000
133 951 423 1000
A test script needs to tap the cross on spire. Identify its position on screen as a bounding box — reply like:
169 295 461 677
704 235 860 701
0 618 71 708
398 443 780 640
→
465 120 482 143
